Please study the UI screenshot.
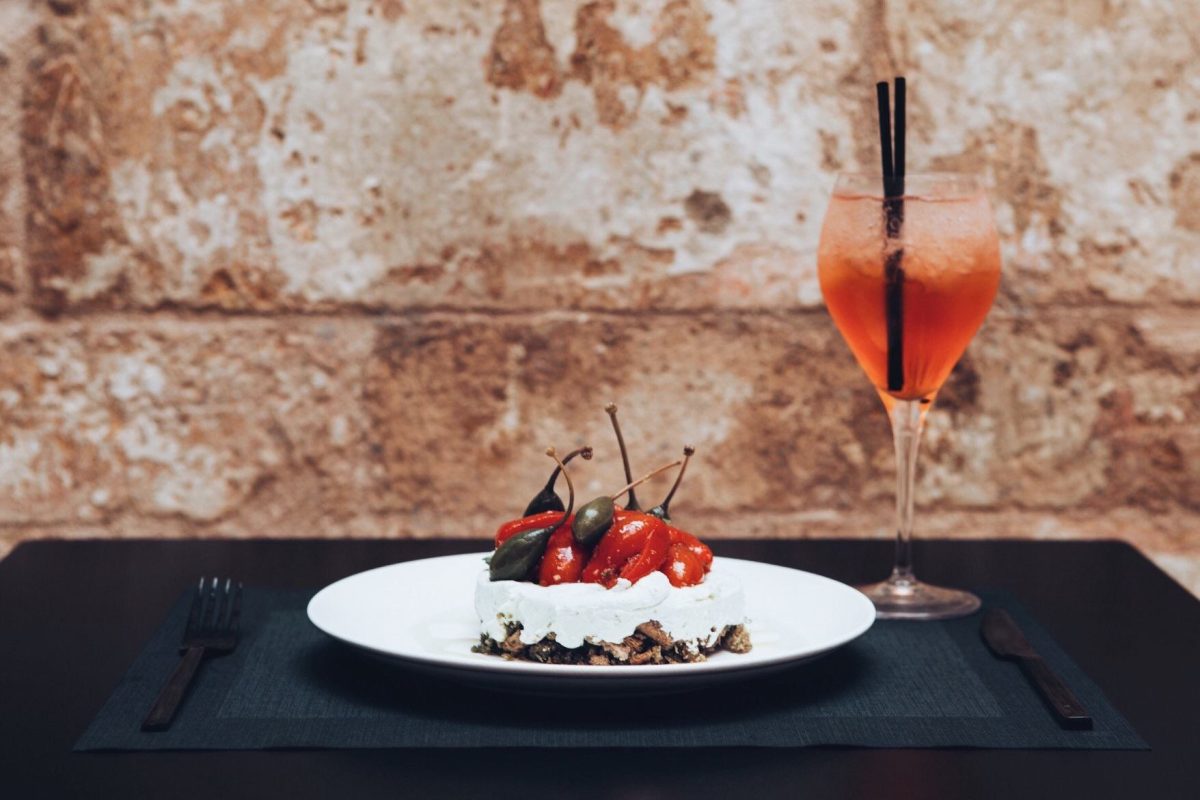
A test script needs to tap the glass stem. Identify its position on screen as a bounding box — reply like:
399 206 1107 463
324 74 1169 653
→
889 399 926 584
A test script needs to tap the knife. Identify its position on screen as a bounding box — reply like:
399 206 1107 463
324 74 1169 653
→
981 608 1093 730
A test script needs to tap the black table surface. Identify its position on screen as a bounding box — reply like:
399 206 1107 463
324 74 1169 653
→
2 538 1198 799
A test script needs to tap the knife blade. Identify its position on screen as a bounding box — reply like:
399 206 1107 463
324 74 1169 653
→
981 608 1093 730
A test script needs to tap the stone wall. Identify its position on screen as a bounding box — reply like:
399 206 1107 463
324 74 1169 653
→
0 0 1197 594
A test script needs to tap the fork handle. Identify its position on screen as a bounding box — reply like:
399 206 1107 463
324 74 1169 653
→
142 646 206 731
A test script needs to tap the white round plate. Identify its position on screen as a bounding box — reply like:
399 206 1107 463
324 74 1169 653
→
307 553 876 694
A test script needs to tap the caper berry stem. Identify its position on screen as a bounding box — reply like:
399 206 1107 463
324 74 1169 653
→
522 445 591 517
656 445 695 517
605 403 641 511
609 457 684 503
538 445 592 495
544 447 577 527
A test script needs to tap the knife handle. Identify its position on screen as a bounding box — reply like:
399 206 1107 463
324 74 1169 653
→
1019 656 1093 730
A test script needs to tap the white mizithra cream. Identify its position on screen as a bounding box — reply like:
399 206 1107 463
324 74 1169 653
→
474 561 746 650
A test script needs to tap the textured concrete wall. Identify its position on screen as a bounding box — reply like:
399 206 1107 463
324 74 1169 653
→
0 0 1197 593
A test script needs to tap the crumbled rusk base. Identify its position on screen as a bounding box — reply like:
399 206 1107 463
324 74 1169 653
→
472 620 752 665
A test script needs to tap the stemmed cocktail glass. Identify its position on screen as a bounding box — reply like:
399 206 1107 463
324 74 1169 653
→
817 171 1001 619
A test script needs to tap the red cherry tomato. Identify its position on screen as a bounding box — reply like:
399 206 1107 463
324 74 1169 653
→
537 525 587 585
667 527 712 571
661 541 705 587
494 510 563 548
582 511 665 587
619 524 671 583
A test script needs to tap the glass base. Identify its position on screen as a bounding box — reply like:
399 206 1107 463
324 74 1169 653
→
858 571 981 621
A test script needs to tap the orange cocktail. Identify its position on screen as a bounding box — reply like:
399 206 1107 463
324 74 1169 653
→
818 172 1001 620
818 179 1000 404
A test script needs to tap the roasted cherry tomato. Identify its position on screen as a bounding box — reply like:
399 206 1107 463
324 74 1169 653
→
537 524 587 585
619 524 671 583
582 511 667 587
661 541 705 587
666 526 712 571
494 510 563 548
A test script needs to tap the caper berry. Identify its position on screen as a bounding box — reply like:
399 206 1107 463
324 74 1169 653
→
489 526 554 581
572 496 615 547
522 489 565 518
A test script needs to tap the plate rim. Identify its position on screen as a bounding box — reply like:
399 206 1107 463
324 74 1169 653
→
306 552 877 680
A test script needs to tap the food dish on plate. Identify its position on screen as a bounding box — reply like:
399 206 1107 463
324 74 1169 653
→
473 404 751 665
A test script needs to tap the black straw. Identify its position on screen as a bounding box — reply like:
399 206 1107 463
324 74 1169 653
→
893 77 906 198
876 82 893 192
876 77 907 392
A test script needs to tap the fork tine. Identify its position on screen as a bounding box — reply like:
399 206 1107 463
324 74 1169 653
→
184 577 206 636
209 577 227 633
203 576 220 632
228 582 244 633
218 578 233 629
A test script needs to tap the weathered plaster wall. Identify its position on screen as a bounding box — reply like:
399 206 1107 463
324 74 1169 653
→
0 0 1197 593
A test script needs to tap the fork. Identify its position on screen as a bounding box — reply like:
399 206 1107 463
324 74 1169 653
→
142 577 243 732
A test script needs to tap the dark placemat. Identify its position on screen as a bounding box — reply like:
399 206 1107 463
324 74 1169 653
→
76 588 1145 751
